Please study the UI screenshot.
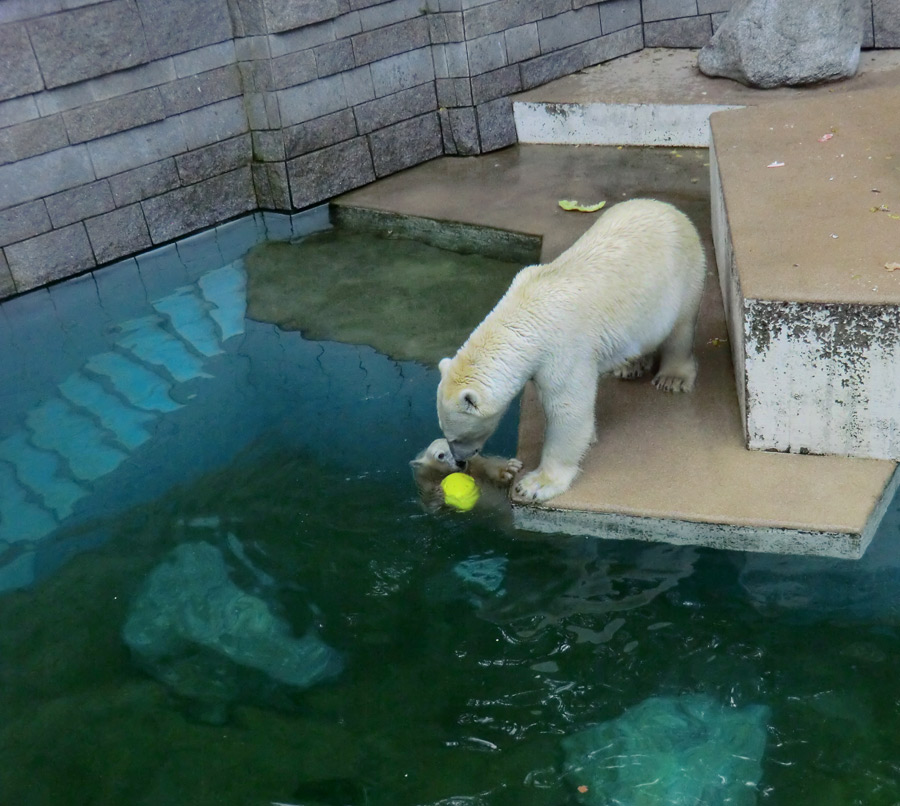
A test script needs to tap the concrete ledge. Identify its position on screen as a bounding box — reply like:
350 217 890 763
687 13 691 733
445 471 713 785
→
515 457 900 559
513 48 900 147
711 85 900 460
330 206 541 264
513 372 900 559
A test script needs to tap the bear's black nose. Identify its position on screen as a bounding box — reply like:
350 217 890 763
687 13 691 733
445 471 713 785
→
455 459 466 470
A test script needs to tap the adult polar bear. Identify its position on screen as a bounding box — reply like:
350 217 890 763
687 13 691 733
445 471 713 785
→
437 198 706 504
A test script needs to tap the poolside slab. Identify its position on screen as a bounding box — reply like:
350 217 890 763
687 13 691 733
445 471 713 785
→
513 48 900 147
335 144 899 558
710 87 900 461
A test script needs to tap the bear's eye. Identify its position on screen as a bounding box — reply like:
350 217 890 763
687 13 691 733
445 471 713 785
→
436 452 446 460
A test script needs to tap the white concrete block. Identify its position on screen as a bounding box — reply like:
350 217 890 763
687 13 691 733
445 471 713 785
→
513 100 743 147
743 301 900 460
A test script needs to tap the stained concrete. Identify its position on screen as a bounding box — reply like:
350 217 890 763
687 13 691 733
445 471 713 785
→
336 144 899 557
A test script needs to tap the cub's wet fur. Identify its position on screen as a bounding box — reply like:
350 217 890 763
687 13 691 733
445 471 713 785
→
410 438 522 512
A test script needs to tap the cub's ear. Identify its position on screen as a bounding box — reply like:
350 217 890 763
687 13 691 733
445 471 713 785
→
438 357 452 377
409 456 424 468
461 390 479 411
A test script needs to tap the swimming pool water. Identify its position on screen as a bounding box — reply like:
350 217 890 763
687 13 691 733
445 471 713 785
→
1 213 899 806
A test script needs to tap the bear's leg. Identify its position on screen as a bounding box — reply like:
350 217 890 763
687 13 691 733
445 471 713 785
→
514 370 597 503
653 315 697 393
470 454 523 486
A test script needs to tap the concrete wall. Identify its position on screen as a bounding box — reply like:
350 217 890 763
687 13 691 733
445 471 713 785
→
1 0 898 300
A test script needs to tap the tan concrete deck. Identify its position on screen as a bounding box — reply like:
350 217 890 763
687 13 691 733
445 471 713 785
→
711 87 900 305
336 143 898 558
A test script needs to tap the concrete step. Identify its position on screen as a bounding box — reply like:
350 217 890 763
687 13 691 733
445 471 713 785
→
152 286 224 358
114 314 213 383
0 463 58 544
58 371 155 451
197 262 248 341
0 431 88 520
25 398 129 483
710 88 900 461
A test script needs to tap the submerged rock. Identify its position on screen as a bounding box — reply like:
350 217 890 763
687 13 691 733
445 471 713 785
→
698 0 865 88
453 556 507 596
562 694 769 805
123 541 343 719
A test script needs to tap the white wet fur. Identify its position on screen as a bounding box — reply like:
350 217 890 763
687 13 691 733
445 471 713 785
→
436 198 706 503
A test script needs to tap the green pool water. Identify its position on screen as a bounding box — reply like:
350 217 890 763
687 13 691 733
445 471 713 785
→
0 216 899 806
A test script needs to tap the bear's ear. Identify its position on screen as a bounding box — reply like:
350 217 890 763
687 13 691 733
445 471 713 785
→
461 389 479 412
438 357 452 377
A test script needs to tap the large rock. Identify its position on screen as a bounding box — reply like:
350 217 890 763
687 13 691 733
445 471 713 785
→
698 0 865 88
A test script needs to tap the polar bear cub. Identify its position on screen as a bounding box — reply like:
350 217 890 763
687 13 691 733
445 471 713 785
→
410 438 522 511
436 198 706 504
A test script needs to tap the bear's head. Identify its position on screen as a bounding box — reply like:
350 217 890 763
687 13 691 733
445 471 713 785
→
437 357 506 464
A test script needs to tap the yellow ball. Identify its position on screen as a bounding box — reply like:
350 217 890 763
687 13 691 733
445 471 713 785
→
440 472 480 512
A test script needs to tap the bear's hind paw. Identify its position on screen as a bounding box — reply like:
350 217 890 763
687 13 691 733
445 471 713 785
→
613 354 654 380
652 371 694 393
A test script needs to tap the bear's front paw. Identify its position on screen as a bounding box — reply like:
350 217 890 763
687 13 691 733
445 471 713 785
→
499 458 523 484
512 466 576 503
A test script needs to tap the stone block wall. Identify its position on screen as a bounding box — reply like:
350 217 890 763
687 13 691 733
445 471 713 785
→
0 0 252 298
1 0 897 299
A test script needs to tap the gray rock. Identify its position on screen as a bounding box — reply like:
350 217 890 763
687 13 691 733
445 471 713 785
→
698 0 865 88
122 541 343 719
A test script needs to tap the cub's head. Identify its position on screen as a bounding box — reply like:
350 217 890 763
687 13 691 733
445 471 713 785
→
409 438 465 473
436 357 505 464
409 438 462 512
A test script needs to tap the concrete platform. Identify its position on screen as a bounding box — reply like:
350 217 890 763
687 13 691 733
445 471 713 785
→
711 89 900 461
335 144 899 558
513 48 900 147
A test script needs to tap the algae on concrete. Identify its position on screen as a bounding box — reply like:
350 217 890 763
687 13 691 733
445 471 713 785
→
244 227 532 367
